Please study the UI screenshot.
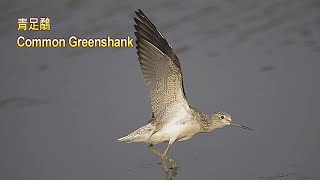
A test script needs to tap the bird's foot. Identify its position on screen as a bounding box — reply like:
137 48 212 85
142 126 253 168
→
169 158 177 171
165 170 177 180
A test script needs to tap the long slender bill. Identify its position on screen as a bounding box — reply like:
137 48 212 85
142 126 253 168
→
231 121 254 131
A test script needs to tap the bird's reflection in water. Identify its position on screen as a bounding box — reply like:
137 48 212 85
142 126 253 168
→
165 169 177 180
139 161 178 179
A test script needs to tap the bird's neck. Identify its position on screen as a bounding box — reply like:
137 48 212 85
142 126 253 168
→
193 110 224 132
192 109 212 132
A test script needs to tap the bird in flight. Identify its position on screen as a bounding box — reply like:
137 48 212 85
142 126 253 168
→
118 9 253 172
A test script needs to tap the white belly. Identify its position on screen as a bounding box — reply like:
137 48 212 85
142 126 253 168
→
148 116 200 144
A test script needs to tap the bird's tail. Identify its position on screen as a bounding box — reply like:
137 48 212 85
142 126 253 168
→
117 132 137 142
117 123 155 143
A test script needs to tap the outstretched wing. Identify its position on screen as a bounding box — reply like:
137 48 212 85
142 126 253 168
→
134 9 190 128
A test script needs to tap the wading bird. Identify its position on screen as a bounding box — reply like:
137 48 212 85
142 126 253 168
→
118 9 253 172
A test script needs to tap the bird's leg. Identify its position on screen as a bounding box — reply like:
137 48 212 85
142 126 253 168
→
148 144 163 157
162 143 177 171
162 144 171 172
148 144 177 172
148 144 168 171
163 143 178 172
148 144 170 160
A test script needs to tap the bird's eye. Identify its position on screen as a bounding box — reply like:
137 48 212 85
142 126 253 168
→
220 115 225 119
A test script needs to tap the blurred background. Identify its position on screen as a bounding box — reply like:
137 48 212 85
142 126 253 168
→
1 0 319 179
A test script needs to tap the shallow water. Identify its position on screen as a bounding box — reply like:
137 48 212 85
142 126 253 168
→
1 0 320 180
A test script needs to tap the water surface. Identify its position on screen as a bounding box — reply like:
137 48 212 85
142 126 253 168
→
1 0 319 180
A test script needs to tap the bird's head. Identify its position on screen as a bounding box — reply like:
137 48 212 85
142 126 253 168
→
208 112 254 131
